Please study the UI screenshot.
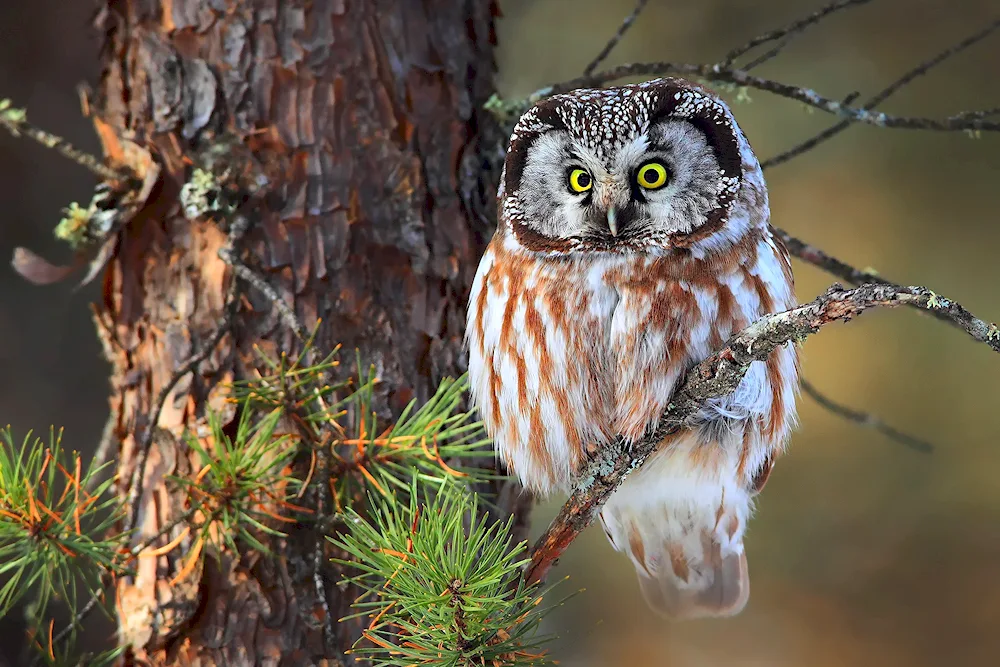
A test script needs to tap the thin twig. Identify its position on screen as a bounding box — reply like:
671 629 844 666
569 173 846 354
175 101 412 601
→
799 378 934 453
742 36 793 72
85 410 118 493
40 593 105 659
122 321 233 536
951 107 1000 121
526 282 998 584
42 506 206 657
314 539 338 654
762 17 1000 168
545 62 1000 132
122 232 244 538
721 0 873 68
0 100 130 182
582 0 651 77
218 216 307 340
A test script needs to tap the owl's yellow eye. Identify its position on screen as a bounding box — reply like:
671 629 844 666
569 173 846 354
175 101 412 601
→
567 168 593 193
636 161 669 190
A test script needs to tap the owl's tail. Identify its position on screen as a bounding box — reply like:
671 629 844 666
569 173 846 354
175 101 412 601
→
599 442 754 619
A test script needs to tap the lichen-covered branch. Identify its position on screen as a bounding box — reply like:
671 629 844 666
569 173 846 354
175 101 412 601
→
544 62 1000 132
0 99 130 181
526 282 999 584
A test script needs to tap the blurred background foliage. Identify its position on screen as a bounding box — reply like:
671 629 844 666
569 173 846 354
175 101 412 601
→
1 1 998 665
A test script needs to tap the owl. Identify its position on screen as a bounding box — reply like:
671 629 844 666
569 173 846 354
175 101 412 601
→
466 77 799 619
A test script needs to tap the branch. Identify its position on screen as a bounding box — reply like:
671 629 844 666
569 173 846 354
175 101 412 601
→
545 62 1000 132
582 0 650 77
721 0 873 68
218 216 308 340
762 17 1000 168
772 226 1000 349
799 378 933 453
40 505 205 660
0 99 130 182
526 282 999 584
123 264 239 537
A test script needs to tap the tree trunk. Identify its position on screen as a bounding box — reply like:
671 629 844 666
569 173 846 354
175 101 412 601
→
92 1 512 663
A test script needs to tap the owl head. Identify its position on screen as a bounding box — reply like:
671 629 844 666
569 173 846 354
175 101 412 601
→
499 78 764 254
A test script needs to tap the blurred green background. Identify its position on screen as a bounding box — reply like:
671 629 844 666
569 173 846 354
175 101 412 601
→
1 1 999 666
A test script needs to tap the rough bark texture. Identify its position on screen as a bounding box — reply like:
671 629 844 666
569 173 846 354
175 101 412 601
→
91 1 512 664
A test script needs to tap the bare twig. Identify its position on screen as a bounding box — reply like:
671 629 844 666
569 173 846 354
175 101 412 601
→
583 0 650 77
951 107 1000 121
546 62 1000 132
123 320 233 536
123 220 246 537
721 0 873 68
799 378 934 453
41 506 207 658
0 99 129 182
85 410 119 493
314 539 338 655
526 282 998 584
742 37 794 72
762 17 1000 168
39 593 106 661
218 216 307 340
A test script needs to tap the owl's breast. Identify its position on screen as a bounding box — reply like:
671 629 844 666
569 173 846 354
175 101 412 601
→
467 230 798 495
467 241 623 494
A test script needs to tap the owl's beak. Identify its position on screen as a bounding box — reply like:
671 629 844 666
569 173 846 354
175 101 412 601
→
606 207 619 237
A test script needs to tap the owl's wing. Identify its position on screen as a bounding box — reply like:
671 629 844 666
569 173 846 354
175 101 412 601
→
601 229 798 619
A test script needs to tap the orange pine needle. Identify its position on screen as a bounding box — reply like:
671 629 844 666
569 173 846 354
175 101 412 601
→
409 506 421 539
255 504 297 524
169 535 205 586
362 630 398 653
55 467 73 505
376 548 412 561
54 540 77 558
73 455 83 534
140 526 190 558
47 619 55 661
23 480 41 522
53 457 94 503
298 448 317 499
434 451 466 478
194 463 213 485
357 464 387 496
34 499 63 526
38 450 51 484
328 478 344 513
367 600 395 630
0 508 27 526
272 497 313 514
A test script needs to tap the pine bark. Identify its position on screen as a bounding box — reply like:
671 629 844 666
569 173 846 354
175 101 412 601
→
91 1 515 664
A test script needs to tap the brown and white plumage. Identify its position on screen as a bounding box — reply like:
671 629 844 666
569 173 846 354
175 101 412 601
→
467 78 798 619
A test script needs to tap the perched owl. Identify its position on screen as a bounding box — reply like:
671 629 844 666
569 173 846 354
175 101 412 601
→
466 77 799 619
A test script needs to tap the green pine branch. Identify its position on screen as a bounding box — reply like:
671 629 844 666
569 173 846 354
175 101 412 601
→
331 477 560 667
2 343 551 666
169 406 304 561
332 362 497 505
0 427 122 629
